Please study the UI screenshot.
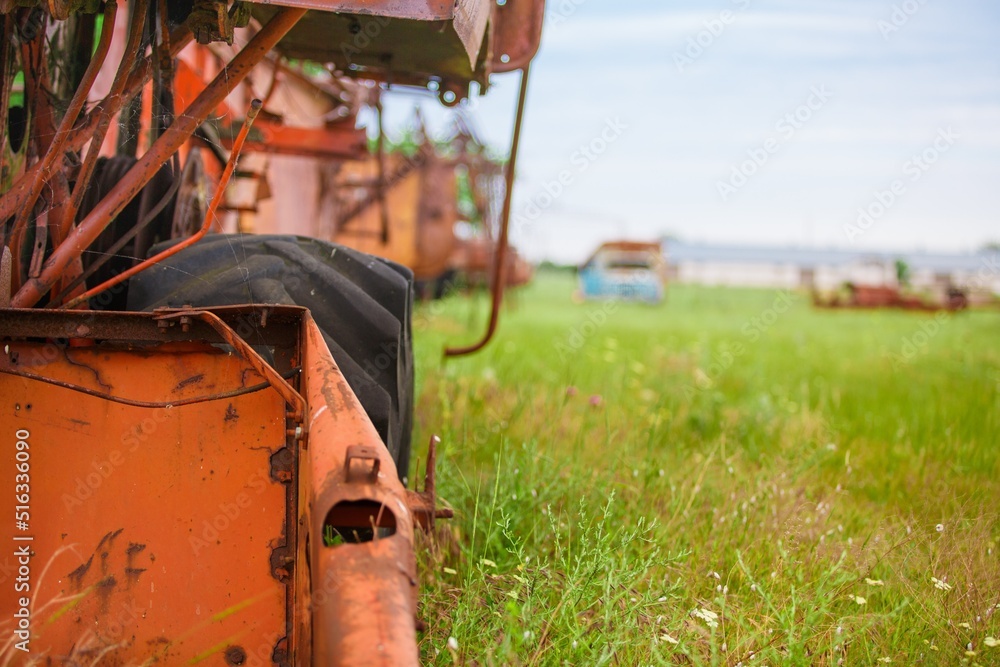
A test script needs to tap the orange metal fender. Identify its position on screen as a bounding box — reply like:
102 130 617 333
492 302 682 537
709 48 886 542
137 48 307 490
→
299 314 420 666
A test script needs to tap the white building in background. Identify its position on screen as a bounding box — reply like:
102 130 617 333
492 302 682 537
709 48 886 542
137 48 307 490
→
662 241 1000 298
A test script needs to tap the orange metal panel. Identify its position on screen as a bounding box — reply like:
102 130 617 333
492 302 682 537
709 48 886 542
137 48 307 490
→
300 314 420 666
0 342 290 665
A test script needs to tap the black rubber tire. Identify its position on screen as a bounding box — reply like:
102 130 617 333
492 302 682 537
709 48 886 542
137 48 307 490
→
126 234 414 481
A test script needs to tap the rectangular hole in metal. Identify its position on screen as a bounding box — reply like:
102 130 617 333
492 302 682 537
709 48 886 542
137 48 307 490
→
323 500 397 545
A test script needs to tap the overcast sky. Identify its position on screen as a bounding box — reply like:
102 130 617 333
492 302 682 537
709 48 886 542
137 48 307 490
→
384 0 1000 264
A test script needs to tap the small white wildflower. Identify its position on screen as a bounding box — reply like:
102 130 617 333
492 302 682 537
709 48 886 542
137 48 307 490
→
571 640 578 648
750 584 757 592
660 633 679 645
716 584 722 592
691 607 719 629
523 630 532 640
931 576 952 591
853 595 867 606
878 658 891 664
658 596 667 602
511 493 517 500
983 637 999 648
835 625 843 635
865 578 885 586
658 469 665 477
721 642 728 652
447 637 459 651
959 622 972 629
481 559 497 568
711 571 721 580
935 523 944 532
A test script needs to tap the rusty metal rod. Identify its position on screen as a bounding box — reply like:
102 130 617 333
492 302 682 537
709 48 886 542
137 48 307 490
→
0 24 194 226
11 1 119 245
57 0 148 246
445 65 531 357
13 8 306 308
61 99 263 310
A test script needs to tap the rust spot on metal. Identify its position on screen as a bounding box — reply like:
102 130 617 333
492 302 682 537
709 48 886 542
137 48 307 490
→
96 575 116 588
225 403 239 422
126 542 146 555
125 567 147 580
67 555 94 583
224 645 247 665
96 528 124 550
175 373 206 391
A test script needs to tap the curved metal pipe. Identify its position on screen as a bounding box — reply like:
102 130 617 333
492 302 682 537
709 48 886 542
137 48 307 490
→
60 99 262 310
0 24 194 225
11 1 119 245
57 0 148 245
445 64 530 358
12 8 306 308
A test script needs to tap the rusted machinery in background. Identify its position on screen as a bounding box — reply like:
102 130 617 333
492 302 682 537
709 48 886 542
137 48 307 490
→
812 283 969 311
0 1 544 665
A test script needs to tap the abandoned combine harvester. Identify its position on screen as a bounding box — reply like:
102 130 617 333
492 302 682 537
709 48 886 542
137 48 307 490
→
0 1 544 664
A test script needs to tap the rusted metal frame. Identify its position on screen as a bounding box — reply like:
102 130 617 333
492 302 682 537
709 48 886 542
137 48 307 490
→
12 1 120 263
335 143 432 231
153 309 306 422
0 14 16 204
404 435 453 531
57 0 148 248
12 7 307 309
60 98 262 310
0 362 298 408
445 64 530 357
375 95 390 244
0 305 302 346
299 313 420 665
8 28 57 283
0 24 195 228
490 0 545 73
50 154 181 306
151 0 176 140
218 120 368 160
246 0 455 20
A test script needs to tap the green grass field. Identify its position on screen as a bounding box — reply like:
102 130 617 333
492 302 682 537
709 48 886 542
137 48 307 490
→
409 272 1000 666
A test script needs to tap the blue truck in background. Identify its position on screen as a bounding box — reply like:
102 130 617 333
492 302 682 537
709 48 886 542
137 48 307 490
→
578 241 667 303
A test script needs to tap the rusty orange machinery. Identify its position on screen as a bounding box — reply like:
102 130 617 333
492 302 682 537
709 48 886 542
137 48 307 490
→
812 283 969 312
0 306 447 665
0 0 545 664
